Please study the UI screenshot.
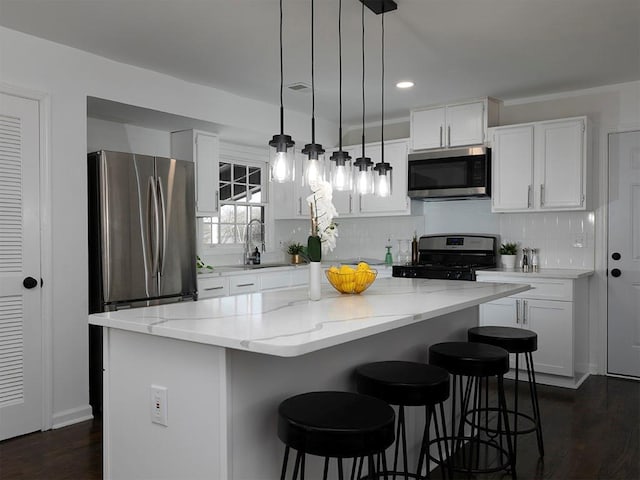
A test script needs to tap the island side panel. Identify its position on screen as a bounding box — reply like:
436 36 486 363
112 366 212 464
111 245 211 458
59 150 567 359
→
103 328 228 480
226 306 477 480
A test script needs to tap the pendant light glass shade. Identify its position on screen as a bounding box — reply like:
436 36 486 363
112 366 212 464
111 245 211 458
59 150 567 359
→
268 0 295 183
374 9 392 197
329 150 352 191
302 142 325 186
269 134 295 183
374 160 392 197
353 155 374 195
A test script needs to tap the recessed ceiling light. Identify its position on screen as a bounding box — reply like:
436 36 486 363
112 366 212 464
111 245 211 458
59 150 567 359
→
396 81 414 89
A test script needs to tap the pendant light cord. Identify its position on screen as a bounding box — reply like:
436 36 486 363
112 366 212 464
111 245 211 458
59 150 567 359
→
279 0 284 135
311 0 316 145
360 1 366 159
380 11 385 163
338 0 343 150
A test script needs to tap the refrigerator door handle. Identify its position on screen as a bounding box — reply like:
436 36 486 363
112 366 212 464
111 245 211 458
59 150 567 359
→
157 178 167 276
148 176 160 276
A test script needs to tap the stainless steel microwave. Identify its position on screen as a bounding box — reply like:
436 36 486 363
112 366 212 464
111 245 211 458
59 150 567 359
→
407 146 491 200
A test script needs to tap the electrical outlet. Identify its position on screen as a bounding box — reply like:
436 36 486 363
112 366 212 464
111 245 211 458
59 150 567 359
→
150 385 168 426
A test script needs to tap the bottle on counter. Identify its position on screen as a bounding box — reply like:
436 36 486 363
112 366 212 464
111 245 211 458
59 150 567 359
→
385 238 394 266
411 232 419 265
253 247 261 265
522 247 529 272
531 248 539 272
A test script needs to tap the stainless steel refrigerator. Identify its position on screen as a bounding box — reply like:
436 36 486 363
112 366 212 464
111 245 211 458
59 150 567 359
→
88 150 197 411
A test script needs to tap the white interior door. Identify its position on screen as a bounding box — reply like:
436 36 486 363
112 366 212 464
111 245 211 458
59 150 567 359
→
0 92 42 440
608 130 640 378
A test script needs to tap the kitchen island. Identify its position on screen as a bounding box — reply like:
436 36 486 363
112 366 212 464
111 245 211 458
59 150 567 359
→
89 278 529 480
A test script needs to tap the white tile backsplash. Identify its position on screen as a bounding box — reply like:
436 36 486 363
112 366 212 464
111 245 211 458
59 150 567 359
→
275 215 425 263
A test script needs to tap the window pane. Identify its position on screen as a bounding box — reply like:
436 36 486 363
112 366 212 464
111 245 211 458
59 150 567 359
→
248 167 261 185
219 224 236 244
211 222 219 244
248 186 262 203
236 205 248 225
233 183 247 201
250 206 263 221
233 165 247 183
220 162 231 182
220 183 232 201
220 204 234 223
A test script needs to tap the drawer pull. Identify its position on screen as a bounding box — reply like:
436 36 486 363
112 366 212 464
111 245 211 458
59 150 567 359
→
236 283 255 287
204 286 224 291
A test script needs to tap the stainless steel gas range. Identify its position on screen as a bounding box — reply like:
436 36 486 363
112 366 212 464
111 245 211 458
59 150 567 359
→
392 234 498 281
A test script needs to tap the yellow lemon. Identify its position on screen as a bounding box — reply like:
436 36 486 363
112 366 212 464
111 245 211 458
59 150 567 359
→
357 261 369 271
329 265 339 273
339 264 354 274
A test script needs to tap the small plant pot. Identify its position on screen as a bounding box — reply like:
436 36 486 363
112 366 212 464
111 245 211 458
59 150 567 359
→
501 254 517 270
290 254 303 265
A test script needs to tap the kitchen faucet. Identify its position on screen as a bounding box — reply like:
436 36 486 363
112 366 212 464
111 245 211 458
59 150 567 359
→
244 218 265 265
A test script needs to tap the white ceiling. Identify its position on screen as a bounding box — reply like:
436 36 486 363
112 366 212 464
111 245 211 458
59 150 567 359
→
2 0 639 127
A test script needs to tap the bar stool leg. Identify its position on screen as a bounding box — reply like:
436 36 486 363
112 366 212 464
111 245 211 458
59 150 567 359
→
291 450 302 480
497 375 517 480
514 353 520 463
526 351 545 457
281 446 291 480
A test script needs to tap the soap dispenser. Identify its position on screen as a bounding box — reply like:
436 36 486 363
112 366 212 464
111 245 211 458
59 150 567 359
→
385 238 394 266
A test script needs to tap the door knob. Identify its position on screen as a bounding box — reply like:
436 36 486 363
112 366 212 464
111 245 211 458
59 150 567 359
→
611 252 621 260
23 276 38 289
610 268 621 278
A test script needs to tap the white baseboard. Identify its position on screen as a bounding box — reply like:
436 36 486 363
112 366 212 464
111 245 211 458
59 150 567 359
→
52 405 94 429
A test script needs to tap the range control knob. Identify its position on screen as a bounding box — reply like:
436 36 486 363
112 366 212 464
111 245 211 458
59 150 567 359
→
611 268 621 278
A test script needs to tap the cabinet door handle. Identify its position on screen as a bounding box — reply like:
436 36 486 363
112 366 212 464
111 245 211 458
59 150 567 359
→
515 299 521 324
540 185 545 206
523 300 528 324
349 194 353 214
298 197 302 215
439 126 443 147
236 282 255 288
527 185 532 208
204 286 224 291
447 125 451 147
215 191 219 211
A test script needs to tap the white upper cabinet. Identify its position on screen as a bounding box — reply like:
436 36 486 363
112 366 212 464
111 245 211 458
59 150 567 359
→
171 129 220 217
410 98 499 151
491 116 588 213
492 125 535 210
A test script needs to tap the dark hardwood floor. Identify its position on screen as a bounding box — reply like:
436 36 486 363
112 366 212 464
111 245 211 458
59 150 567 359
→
0 375 638 479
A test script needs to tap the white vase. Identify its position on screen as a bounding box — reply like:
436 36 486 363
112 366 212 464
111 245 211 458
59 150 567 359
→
501 254 517 270
309 262 322 301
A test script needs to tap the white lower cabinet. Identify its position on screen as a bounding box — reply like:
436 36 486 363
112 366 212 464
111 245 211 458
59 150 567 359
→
477 272 590 388
229 274 260 295
198 276 229 299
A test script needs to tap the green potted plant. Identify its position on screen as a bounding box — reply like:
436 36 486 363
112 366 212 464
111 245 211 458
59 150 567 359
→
499 242 518 269
286 242 305 265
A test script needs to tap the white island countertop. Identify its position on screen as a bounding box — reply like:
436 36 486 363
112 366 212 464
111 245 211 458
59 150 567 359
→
477 268 594 279
89 278 529 357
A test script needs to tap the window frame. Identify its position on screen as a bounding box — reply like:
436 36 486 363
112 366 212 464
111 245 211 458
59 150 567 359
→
198 143 270 255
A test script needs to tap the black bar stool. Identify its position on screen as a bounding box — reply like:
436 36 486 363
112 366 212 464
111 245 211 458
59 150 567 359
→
278 391 395 480
428 342 516 479
355 361 451 480
468 326 544 460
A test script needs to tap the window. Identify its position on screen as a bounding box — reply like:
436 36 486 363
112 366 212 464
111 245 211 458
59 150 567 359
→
201 159 265 246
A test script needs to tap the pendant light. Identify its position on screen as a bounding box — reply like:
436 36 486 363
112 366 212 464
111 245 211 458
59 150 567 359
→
329 0 352 192
269 0 295 183
374 8 392 197
352 1 374 196
302 0 325 186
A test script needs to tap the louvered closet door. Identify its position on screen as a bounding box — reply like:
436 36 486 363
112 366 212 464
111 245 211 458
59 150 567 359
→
0 92 42 441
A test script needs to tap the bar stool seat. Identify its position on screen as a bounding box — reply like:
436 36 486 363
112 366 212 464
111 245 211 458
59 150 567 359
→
468 326 544 459
278 391 395 479
429 341 516 479
355 361 450 479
